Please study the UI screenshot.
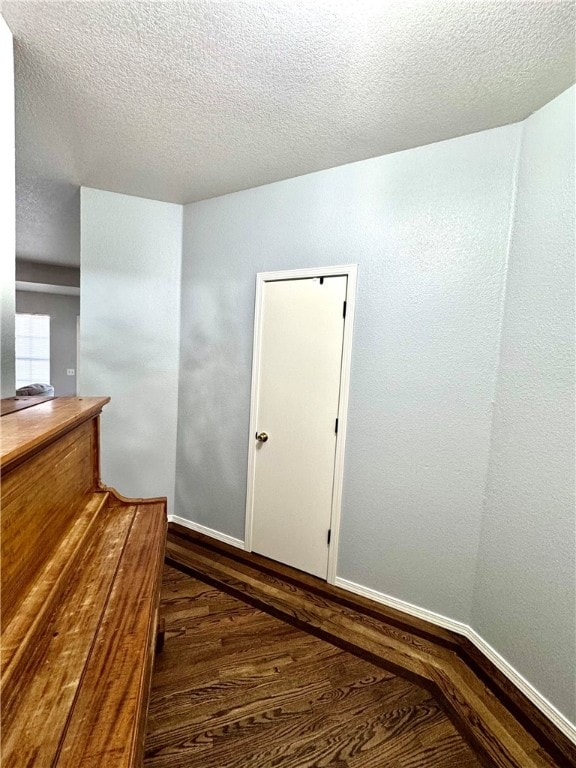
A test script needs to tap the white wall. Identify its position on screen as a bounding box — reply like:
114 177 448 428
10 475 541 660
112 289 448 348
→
473 87 576 723
0 16 15 398
80 188 182 513
177 123 522 623
16 290 79 396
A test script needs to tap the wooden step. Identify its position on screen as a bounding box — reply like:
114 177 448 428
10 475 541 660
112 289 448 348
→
57 502 167 768
2 500 166 768
1 397 167 768
1 491 109 687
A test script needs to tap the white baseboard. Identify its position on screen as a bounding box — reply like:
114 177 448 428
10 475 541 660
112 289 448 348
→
164 528 576 745
463 627 576 745
168 515 245 550
334 577 468 634
335 577 576 745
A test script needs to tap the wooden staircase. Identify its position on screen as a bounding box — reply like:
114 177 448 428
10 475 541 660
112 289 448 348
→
1 397 167 767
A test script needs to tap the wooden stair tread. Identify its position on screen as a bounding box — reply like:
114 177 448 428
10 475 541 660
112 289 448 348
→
1 418 100 632
2 501 137 767
1 397 167 768
57 502 167 768
1 491 109 681
2 501 165 768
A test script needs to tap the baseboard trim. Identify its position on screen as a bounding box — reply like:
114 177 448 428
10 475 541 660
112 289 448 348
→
334 577 469 635
463 627 576 746
167 526 576 764
335 576 576 747
167 515 245 550
167 524 576 756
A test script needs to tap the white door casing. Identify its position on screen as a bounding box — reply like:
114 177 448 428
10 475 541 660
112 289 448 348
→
245 265 357 582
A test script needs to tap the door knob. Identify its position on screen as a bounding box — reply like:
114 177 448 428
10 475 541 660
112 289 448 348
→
256 432 269 443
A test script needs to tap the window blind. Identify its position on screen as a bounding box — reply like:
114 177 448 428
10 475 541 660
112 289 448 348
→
15 313 51 389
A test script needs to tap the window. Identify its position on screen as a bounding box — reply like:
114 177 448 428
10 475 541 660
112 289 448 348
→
15 314 51 390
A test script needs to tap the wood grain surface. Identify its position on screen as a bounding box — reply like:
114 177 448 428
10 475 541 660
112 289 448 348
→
1 503 137 768
57 503 167 768
458 637 576 768
1 492 109 686
0 395 55 416
0 396 110 470
162 527 572 768
145 565 485 768
1 397 167 768
1 418 96 629
169 523 459 650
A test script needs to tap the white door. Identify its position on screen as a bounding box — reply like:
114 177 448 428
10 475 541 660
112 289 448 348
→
249 275 347 578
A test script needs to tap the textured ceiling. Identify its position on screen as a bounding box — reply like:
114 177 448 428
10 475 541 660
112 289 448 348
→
2 0 575 266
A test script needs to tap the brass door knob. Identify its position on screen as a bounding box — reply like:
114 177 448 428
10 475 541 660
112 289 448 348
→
256 432 269 443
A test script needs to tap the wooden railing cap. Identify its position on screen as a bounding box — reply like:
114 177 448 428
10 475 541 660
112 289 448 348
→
0 396 111 471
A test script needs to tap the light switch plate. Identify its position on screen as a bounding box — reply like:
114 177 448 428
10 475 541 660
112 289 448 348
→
67 369 75 376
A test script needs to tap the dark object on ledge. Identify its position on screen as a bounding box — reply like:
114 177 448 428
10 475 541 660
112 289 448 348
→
16 382 55 397
0 397 167 768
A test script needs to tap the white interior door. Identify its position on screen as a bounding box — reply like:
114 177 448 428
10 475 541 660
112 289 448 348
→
249 275 347 578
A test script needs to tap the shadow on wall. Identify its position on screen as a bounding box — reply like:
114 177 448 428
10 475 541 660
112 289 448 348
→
176 284 250 536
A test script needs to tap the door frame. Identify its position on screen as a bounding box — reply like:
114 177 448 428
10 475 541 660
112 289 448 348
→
244 264 358 584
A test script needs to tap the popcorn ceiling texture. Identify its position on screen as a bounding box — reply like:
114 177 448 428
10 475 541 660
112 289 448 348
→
3 0 575 265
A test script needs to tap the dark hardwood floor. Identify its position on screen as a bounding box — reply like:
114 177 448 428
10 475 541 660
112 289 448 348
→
144 527 573 768
145 565 485 768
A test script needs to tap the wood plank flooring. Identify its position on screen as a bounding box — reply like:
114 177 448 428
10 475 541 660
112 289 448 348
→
145 565 485 768
144 528 573 768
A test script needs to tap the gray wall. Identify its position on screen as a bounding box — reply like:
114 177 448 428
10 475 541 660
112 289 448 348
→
16 258 80 287
15 290 79 396
473 88 575 721
80 187 182 513
1 16 15 398
177 122 522 623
